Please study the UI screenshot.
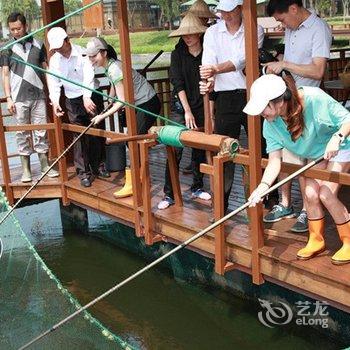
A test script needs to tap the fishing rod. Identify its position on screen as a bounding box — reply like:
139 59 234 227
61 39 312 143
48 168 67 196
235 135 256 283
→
18 155 325 350
1 50 170 228
0 101 115 228
140 50 163 75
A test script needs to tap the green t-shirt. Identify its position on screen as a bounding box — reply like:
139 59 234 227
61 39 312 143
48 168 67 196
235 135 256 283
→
263 86 350 159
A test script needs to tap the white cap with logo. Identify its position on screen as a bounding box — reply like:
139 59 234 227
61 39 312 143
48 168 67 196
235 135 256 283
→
47 27 68 51
243 74 287 116
216 0 243 12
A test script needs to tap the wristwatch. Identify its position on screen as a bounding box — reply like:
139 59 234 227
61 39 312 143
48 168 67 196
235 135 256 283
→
333 132 345 143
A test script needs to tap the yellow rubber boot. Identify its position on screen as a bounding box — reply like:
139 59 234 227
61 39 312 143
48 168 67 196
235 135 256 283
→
331 220 350 265
297 217 325 260
113 167 133 198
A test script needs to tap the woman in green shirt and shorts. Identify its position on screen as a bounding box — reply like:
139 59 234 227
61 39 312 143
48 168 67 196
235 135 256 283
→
245 74 350 265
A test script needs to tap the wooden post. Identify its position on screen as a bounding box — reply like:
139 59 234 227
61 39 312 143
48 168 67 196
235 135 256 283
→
82 0 104 31
203 93 214 194
139 139 162 245
53 115 69 205
117 0 143 236
0 114 14 204
40 0 68 163
243 0 264 285
212 155 234 274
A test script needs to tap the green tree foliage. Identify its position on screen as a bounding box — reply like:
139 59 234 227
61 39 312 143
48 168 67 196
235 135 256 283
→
153 0 181 29
64 0 83 13
0 0 40 24
317 0 331 15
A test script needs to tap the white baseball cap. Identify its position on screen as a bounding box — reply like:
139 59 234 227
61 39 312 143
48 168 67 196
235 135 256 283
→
243 74 287 116
216 0 243 12
85 37 108 56
47 27 68 51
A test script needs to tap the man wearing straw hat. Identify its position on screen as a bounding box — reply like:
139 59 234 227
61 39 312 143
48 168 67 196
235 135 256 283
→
199 0 264 214
158 13 211 210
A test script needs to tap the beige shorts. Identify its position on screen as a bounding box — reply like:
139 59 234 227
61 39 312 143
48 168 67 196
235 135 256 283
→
282 148 350 164
282 149 306 165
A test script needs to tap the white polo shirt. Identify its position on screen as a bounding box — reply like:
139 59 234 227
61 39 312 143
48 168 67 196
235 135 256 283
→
202 20 264 92
284 11 331 87
48 44 96 104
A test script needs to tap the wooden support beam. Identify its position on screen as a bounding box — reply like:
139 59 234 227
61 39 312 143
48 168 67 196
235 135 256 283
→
82 0 104 30
203 93 214 196
54 113 69 205
234 151 350 186
212 155 234 274
200 163 214 176
140 140 152 242
117 0 143 236
243 0 264 285
40 0 65 31
40 0 71 166
61 123 157 142
4 124 54 132
139 140 162 245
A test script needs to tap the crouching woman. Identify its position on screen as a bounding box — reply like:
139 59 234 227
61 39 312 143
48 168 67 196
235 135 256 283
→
245 74 350 265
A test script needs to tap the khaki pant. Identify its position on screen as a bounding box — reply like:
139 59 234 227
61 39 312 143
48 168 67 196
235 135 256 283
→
14 99 49 155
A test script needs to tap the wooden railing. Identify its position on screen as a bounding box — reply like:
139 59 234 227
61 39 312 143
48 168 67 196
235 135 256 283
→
1 63 350 282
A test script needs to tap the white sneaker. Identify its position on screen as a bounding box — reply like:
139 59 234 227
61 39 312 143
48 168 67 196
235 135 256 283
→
191 189 211 201
157 196 175 210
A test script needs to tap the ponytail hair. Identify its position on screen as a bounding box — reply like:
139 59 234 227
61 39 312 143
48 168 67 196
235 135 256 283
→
273 75 304 141
284 75 304 141
106 44 118 60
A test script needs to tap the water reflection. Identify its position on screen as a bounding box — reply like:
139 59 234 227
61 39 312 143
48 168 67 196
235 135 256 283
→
11 199 346 350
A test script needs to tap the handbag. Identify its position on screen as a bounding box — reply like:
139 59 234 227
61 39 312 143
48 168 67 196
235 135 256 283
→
339 62 350 88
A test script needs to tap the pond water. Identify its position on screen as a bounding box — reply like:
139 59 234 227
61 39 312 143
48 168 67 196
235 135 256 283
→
8 199 347 350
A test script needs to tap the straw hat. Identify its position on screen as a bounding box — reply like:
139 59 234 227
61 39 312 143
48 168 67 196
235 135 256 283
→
169 13 208 37
182 0 217 19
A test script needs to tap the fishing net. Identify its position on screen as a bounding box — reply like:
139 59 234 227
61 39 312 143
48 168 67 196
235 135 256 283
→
0 189 134 350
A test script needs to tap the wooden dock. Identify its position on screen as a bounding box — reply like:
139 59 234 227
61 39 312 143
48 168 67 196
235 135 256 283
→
2 143 350 313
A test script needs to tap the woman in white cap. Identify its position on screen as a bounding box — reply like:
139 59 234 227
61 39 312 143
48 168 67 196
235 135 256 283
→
87 37 161 198
245 74 350 265
158 13 211 210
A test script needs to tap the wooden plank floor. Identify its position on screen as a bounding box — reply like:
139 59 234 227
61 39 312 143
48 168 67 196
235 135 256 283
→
2 138 350 310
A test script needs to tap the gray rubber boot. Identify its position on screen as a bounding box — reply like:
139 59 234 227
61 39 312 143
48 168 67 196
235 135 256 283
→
38 153 59 178
20 155 32 182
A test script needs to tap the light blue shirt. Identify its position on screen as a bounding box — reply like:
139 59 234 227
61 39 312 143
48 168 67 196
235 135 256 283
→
284 11 331 87
263 86 350 159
